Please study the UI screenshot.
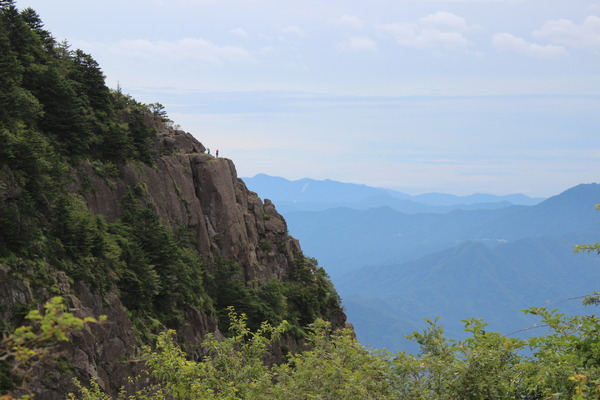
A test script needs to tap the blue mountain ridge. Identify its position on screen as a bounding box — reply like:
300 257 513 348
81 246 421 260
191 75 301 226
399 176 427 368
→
280 183 600 277
244 176 600 352
337 232 600 351
242 174 544 214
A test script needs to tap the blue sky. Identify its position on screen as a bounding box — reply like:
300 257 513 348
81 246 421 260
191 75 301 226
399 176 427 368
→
16 0 600 196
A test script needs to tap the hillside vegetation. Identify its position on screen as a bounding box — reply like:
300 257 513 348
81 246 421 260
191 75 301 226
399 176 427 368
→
0 0 341 333
3 293 600 399
0 2 343 397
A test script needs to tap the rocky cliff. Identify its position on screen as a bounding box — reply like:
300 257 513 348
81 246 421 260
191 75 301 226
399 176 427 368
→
0 116 346 399
0 6 345 396
78 120 304 286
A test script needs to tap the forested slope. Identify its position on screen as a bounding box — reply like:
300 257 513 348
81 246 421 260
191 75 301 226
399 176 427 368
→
0 3 343 397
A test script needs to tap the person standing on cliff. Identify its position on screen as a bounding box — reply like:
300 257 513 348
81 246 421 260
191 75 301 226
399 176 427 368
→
216 149 219 158
207 148 210 155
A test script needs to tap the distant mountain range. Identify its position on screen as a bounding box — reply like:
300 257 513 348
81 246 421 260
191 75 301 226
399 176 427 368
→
244 175 600 351
337 233 600 351
242 174 544 214
281 184 600 277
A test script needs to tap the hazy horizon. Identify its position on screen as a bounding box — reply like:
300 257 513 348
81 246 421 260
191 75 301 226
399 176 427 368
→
15 0 600 197
242 172 558 198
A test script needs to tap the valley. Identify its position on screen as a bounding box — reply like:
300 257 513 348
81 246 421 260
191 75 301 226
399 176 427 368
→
243 175 600 350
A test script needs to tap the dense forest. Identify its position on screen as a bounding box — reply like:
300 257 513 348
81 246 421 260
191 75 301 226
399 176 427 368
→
0 1 599 398
0 0 341 333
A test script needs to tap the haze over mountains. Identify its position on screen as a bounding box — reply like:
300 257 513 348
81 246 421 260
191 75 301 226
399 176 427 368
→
243 175 600 351
243 173 544 214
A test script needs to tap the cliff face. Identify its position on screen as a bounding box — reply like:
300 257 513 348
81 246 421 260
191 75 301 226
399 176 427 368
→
1 119 345 399
79 128 300 285
0 5 345 397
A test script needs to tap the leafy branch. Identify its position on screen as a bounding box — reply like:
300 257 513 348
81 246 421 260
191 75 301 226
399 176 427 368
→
0 297 105 398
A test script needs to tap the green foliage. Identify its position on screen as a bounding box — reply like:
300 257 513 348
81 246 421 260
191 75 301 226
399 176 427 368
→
74 309 388 400
250 280 287 326
0 297 104 398
257 241 272 251
144 308 287 400
147 102 171 123
68 380 114 400
0 3 166 266
271 319 396 400
392 309 600 399
5 298 600 400
115 201 210 329
27 62 95 156
394 318 527 400
522 307 600 397
2 300 587 400
0 3 159 164
69 306 594 400
117 104 157 164
285 256 341 329
0 124 64 258
50 194 119 292
205 255 341 336
206 258 257 331
582 292 600 306
0 3 217 346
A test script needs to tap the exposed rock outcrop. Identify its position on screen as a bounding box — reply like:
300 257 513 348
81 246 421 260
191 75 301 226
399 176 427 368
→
2 122 345 398
78 128 302 284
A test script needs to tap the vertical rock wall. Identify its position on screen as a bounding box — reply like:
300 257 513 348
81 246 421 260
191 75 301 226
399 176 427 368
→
80 129 303 284
1 127 345 398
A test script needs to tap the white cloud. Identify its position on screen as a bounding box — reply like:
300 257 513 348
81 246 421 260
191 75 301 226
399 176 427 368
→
336 36 377 52
418 10 479 33
94 38 256 65
378 11 479 52
492 33 568 58
533 15 600 49
258 46 274 55
328 15 364 29
230 28 249 38
589 3 600 11
282 25 306 36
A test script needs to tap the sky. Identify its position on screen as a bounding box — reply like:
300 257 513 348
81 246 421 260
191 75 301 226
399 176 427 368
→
15 0 600 197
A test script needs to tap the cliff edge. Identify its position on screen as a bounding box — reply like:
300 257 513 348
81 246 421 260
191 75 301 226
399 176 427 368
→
0 5 345 396
1 118 345 399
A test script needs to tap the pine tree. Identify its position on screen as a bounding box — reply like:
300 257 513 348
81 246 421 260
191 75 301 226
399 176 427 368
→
0 21 41 128
20 7 54 52
0 0 16 10
70 49 111 114
1 3 44 66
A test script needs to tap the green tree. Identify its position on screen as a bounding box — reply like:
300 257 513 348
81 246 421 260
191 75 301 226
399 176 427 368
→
26 63 95 156
0 19 42 129
142 308 285 400
70 49 111 115
147 103 171 123
19 8 54 52
271 319 396 400
0 3 45 67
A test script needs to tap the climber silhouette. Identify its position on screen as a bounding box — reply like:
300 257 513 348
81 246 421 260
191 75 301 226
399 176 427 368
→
216 149 219 158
